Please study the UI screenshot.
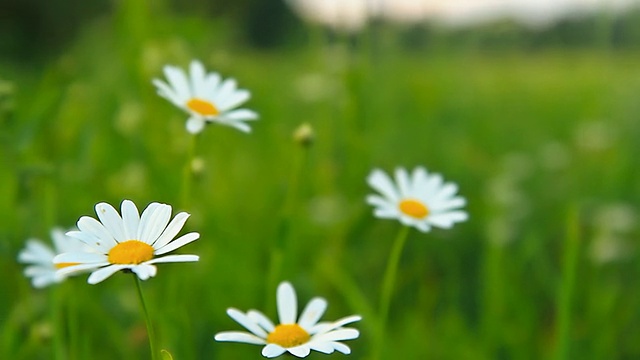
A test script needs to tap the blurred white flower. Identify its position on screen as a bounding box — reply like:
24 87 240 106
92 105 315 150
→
366 166 468 232
18 228 92 288
153 60 258 134
215 281 361 358
55 200 199 284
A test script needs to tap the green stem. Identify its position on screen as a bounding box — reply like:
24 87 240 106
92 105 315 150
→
134 275 158 360
554 207 580 360
52 285 67 360
266 145 308 308
180 135 197 210
374 225 411 360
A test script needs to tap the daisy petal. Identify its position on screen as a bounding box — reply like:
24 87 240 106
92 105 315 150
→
186 116 206 134
95 202 126 242
138 203 172 244
287 345 311 358
277 281 297 324
214 331 266 345
367 169 399 201
87 264 130 284
227 308 269 338
145 254 199 264
153 232 199 255
152 212 190 249
298 297 327 329
121 200 141 240
262 344 287 358
247 310 276 332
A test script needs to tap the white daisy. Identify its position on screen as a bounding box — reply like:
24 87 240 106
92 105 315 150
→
54 200 199 284
215 281 361 358
366 166 468 232
18 228 94 288
152 60 258 134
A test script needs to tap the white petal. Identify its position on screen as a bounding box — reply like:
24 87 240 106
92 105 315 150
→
152 79 182 106
217 90 250 111
331 342 351 354
214 331 266 345
222 108 258 121
145 254 199 264
287 345 311 358
154 232 199 255
77 216 118 251
211 117 252 133
427 211 468 228
65 230 108 253
204 72 222 95
137 203 171 244
414 221 431 233
314 328 359 342
164 65 191 102
394 167 411 197
18 240 54 264
226 308 269 338
431 197 466 212
247 310 276 332
367 169 399 201
54 251 107 264
56 262 110 277
212 78 238 104
121 200 140 240
186 116 206 134
277 281 297 324
87 265 130 284
262 344 287 358
132 264 157 280
298 297 327 330
310 315 361 334
95 202 126 242
307 340 335 354
189 60 207 96
152 212 190 249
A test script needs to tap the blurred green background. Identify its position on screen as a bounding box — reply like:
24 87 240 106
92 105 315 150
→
2 0 640 359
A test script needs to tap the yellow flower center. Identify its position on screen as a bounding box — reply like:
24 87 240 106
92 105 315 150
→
55 262 79 269
398 198 429 219
266 324 310 348
107 240 154 265
186 98 219 116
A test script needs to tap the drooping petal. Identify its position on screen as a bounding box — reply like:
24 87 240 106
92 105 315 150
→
87 264 130 284
186 116 206 134
262 344 287 358
287 345 311 358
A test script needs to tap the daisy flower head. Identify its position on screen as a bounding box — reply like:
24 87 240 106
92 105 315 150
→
54 200 200 284
215 281 361 358
18 228 94 288
367 166 468 233
152 59 258 134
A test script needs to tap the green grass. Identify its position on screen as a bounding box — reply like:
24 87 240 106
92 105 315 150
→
2 4 640 360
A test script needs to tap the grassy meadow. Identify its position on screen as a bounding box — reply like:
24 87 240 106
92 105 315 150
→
2 3 640 359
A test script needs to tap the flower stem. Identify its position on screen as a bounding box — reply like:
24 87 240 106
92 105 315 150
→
180 134 197 210
134 275 158 360
554 206 580 360
374 225 411 360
